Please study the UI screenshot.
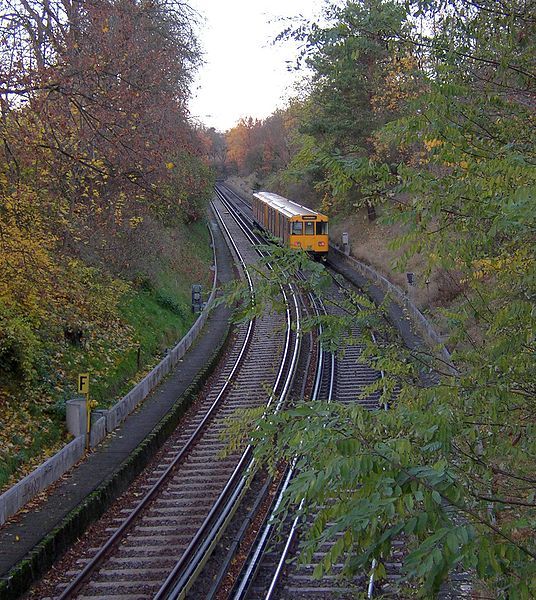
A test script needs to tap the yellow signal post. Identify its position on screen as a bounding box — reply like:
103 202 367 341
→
78 373 89 395
78 373 91 450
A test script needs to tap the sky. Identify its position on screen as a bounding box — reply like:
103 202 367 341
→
188 0 326 132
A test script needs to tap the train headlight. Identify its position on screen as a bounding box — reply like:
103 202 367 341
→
318 241 326 247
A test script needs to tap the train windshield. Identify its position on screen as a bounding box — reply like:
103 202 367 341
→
316 221 328 235
305 222 315 235
291 222 303 235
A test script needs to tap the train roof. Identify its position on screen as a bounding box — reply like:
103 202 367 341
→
253 191 327 219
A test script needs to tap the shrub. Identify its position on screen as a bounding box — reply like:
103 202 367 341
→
0 310 42 384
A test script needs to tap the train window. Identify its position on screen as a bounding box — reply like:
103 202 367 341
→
316 221 328 235
305 222 314 235
291 222 303 235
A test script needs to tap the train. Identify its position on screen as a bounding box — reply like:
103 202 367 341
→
251 191 329 257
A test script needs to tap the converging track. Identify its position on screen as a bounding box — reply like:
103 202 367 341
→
36 193 307 600
216 183 467 600
216 184 390 600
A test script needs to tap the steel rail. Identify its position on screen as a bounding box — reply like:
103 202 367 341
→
160 189 301 597
329 276 386 598
214 188 297 407
216 187 307 419
231 290 334 600
232 245 386 600
155 190 303 599
214 186 258 246
218 185 400 599
58 204 259 600
219 185 381 600
331 274 388 409
262 293 334 600
325 274 388 599
217 181 253 212
214 185 334 600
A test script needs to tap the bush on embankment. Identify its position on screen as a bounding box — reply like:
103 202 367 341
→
0 212 214 494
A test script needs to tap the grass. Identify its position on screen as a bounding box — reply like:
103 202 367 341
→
61 221 213 407
59 283 196 407
104 284 193 401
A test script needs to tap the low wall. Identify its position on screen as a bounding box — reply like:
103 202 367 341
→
0 219 219 527
0 437 85 526
89 415 106 448
330 245 456 375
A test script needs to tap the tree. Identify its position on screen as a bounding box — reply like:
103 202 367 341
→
225 108 301 178
226 117 260 174
277 0 417 216
0 0 213 382
1 0 205 233
223 1 536 596
198 126 228 176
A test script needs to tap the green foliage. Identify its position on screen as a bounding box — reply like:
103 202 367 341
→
289 136 396 212
0 403 65 490
230 2 536 594
285 0 409 149
222 243 535 596
154 290 187 317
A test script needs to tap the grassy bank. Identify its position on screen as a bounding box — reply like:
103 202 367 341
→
0 219 213 493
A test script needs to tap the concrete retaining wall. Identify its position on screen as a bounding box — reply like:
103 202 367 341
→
330 245 456 374
0 220 219 527
0 437 85 526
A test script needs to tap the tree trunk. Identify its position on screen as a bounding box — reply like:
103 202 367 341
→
366 201 377 221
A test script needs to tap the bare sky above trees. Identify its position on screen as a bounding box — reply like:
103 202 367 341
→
188 0 325 131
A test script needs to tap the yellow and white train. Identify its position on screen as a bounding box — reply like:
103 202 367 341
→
252 192 329 257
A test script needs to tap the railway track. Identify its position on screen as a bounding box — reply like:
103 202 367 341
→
32 193 311 600
216 184 401 600
216 184 469 600
226 282 387 599
28 182 456 599
153 186 308 599
218 182 254 216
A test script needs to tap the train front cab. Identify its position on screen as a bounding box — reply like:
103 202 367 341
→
289 215 329 256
